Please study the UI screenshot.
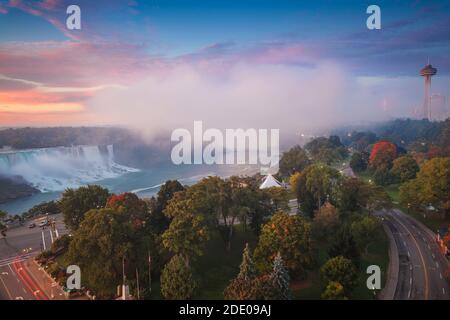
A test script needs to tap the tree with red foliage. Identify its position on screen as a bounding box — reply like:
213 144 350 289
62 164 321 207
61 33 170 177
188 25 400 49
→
369 141 397 170
106 192 148 229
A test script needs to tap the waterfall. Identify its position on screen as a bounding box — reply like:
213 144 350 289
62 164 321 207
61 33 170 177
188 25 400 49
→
0 145 138 192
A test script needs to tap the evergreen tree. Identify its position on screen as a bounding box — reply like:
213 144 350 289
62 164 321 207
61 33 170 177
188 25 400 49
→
160 255 197 300
270 252 292 300
238 243 256 280
224 243 257 300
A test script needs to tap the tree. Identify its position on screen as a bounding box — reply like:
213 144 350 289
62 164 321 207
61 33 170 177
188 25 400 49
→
321 281 347 300
369 141 397 170
160 254 196 300
400 157 450 218
254 212 313 277
151 180 185 233
351 215 381 254
391 156 419 183
312 202 340 240
292 164 340 217
305 136 348 165
106 192 148 229
66 208 137 298
304 165 340 210
350 152 368 173
59 185 110 231
320 256 358 295
237 243 257 281
373 167 394 186
261 187 289 212
278 146 310 178
224 243 257 300
328 226 360 264
162 211 209 265
269 252 292 300
25 201 59 218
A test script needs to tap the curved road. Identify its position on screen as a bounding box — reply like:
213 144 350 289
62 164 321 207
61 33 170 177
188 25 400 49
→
380 209 449 300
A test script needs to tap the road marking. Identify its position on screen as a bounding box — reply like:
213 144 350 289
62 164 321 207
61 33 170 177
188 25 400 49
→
403 241 407 247
390 213 429 300
443 288 446 294
407 251 411 257
432 253 435 259
440 273 443 279
428 245 431 250
0 270 13 300
408 289 411 299
436 261 439 268
410 265 412 271
410 277 412 285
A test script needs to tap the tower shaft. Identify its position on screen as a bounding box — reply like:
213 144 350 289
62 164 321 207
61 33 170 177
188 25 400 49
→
423 75 431 120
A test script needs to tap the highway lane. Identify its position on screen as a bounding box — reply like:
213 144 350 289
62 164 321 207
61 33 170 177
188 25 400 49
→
381 209 449 300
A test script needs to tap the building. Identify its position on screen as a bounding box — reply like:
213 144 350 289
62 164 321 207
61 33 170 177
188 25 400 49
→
420 63 437 120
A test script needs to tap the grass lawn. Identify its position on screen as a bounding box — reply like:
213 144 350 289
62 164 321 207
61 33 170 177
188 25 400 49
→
384 184 401 204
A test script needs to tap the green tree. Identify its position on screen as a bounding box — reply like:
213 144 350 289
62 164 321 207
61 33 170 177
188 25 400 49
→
350 152 368 173
269 252 292 300
278 146 310 178
373 167 394 186
321 281 347 300
162 211 209 264
328 226 360 264
59 185 110 231
254 212 313 277
160 254 196 300
305 136 348 165
305 165 340 210
351 215 381 254
150 180 185 233
66 208 137 298
320 256 358 295
0 210 7 220
391 156 419 183
292 164 340 217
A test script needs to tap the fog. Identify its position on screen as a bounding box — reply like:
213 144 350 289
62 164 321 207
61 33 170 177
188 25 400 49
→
87 61 434 141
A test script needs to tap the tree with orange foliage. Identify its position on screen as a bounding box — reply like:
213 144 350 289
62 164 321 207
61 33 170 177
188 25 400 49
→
254 212 313 277
369 141 397 170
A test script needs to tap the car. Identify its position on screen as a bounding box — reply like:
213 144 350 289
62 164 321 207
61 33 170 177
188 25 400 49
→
38 220 49 227
28 223 36 228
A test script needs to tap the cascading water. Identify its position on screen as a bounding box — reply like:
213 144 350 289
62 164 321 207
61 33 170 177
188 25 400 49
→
0 145 138 192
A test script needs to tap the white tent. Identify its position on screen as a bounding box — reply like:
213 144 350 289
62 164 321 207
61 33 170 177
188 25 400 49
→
259 174 281 189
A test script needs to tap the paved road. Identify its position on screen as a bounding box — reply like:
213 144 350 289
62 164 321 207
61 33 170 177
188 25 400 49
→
0 214 67 261
0 214 68 300
379 209 449 300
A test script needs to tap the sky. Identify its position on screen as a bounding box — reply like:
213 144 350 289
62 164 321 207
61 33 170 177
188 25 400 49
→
0 0 449 135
